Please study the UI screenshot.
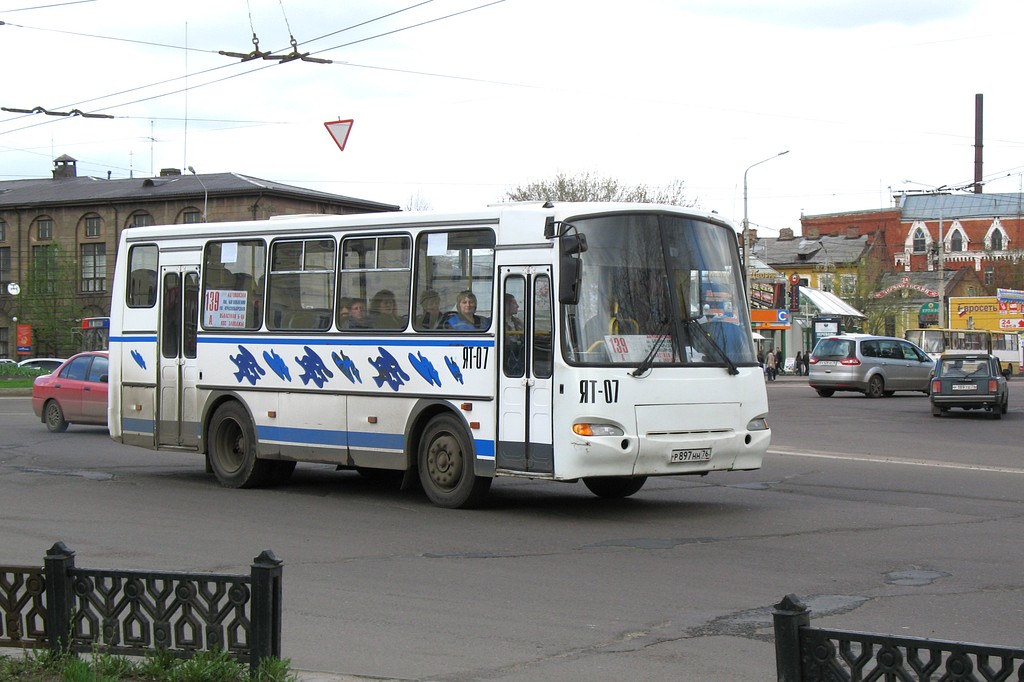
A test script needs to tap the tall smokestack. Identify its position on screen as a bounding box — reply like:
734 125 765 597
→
974 93 983 193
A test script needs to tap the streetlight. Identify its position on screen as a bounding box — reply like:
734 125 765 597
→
187 166 208 222
742 151 790 281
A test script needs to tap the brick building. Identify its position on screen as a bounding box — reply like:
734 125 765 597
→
0 155 398 359
799 192 1024 335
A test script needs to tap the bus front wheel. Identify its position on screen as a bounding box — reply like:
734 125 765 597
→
583 476 647 499
208 402 273 488
418 414 491 508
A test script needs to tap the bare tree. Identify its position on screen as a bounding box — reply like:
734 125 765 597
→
504 171 696 206
405 192 432 211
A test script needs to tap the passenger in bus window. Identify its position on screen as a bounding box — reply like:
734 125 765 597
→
370 289 403 329
416 289 442 329
345 300 370 329
443 290 488 330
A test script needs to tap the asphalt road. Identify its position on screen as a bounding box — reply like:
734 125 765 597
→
1 378 1022 681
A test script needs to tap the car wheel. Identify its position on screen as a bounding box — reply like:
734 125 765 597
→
931 404 942 417
815 389 835 398
1002 396 1009 414
44 400 69 433
866 375 884 398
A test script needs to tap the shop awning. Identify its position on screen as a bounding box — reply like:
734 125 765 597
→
800 287 865 318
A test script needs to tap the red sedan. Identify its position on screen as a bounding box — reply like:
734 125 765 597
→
32 351 109 432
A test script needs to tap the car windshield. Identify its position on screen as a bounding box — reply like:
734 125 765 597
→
562 212 755 368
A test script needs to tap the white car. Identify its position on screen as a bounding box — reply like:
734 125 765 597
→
17 358 66 373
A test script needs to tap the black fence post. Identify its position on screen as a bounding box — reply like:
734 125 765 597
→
773 594 810 682
43 542 76 656
249 550 283 671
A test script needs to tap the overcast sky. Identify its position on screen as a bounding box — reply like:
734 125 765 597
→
2 0 1022 234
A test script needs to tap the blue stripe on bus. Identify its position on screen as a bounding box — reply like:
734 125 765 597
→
109 336 493 348
121 417 155 434
198 336 494 347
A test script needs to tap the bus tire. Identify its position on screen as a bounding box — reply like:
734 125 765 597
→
418 414 491 508
208 402 272 488
583 476 647 499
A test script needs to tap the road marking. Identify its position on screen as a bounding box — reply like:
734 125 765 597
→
769 446 1024 475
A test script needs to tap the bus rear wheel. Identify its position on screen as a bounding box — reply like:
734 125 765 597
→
208 402 273 488
418 414 491 508
583 476 647 499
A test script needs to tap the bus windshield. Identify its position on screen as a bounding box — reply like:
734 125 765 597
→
563 212 755 368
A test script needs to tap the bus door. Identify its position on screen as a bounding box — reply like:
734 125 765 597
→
157 267 200 448
496 267 554 474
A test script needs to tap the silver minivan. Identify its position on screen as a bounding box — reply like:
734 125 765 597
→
808 334 934 398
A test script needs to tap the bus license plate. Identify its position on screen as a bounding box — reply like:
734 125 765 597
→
670 448 712 463
952 384 978 391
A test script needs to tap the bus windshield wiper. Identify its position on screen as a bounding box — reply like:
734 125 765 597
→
684 316 739 376
631 318 673 377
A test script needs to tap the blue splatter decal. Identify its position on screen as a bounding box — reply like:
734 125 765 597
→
263 349 291 381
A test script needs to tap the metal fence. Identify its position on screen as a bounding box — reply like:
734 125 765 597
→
774 594 1024 682
0 542 282 671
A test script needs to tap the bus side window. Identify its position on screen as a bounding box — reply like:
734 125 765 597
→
127 244 158 308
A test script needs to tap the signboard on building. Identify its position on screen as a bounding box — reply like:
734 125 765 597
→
16 323 32 355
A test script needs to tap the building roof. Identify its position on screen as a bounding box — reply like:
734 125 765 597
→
752 233 869 268
900 192 1024 222
0 170 399 212
800 287 865 318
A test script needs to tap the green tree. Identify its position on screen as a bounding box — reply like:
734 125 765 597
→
21 244 83 357
504 171 695 206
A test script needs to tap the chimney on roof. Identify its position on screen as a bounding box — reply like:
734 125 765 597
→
160 168 182 177
52 154 78 179
778 227 795 241
846 226 860 239
805 226 820 239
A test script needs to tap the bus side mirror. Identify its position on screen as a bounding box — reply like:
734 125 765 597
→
558 233 587 305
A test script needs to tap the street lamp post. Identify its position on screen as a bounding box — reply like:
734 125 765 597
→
742 151 790 281
187 166 208 222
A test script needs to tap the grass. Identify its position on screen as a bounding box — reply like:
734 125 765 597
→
0 366 47 389
0 648 298 681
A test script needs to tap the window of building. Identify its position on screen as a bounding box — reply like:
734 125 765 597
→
0 220 6 241
129 213 154 228
201 239 266 330
412 229 495 332
912 227 926 253
267 238 336 331
984 266 994 286
990 230 1004 251
0 326 8 360
85 215 101 238
0 246 10 287
339 234 412 332
183 210 202 224
81 243 107 293
36 218 54 241
949 229 964 252
31 244 58 293
127 244 159 308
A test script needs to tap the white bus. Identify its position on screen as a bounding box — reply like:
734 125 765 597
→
108 203 770 508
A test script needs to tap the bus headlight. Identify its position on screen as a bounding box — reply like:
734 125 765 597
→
573 423 624 437
746 416 769 431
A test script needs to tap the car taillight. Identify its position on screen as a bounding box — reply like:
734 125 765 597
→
988 379 998 392
839 357 861 366
809 357 819 364
932 380 941 392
